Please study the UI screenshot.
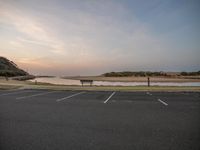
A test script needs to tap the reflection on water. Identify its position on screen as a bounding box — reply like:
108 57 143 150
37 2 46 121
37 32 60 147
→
29 77 200 87
30 77 80 85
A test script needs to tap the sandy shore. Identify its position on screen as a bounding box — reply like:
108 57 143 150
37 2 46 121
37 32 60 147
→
63 76 200 82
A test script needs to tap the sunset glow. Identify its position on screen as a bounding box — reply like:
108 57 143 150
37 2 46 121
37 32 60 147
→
0 0 199 75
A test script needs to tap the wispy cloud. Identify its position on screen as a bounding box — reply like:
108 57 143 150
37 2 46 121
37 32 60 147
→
0 1 173 73
0 4 65 55
0 0 199 75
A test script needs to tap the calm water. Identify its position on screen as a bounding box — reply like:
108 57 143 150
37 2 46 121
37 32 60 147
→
29 77 200 86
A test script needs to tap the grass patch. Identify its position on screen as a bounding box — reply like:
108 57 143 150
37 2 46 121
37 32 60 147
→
24 84 200 92
0 85 22 90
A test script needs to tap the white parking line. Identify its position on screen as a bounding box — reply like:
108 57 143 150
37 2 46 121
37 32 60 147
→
56 92 85 102
0 90 32 96
146 92 152 96
104 92 116 104
16 91 58 100
158 99 168 106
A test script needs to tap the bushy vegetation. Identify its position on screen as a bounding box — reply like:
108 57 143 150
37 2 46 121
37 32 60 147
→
180 71 200 76
0 56 28 77
103 71 200 77
0 70 28 77
103 71 167 77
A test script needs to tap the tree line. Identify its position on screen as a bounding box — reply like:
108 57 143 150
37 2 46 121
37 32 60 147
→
180 71 200 76
103 71 200 77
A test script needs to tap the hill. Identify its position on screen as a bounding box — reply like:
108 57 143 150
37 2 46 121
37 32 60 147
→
0 56 28 77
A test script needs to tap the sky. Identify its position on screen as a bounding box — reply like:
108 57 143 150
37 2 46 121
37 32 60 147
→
0 0 199 76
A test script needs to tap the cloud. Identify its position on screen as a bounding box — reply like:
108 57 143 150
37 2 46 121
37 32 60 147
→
0 0 166 74
1 0 199 75
0 4 65 55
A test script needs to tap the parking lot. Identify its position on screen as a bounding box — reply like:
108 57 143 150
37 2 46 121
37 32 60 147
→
0 89 200 150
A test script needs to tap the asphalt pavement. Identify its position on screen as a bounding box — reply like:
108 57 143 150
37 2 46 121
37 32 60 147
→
0 89 199 150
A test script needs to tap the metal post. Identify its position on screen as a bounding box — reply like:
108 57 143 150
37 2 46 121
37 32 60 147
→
5 76 8 81
148 77 150 87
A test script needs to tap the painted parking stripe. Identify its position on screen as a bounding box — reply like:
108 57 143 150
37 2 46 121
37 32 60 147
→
146 92 152 96
0 90 33 96
158 99 168 106
16 91 58 100
56 92 85 102
104 92 116 104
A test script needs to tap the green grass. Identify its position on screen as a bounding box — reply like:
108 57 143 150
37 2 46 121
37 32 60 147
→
0 85 22 90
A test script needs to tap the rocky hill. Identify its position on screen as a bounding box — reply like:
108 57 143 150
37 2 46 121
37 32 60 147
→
0 56 28 77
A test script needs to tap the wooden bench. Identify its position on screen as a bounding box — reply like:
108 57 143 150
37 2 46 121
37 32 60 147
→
80 80 93 86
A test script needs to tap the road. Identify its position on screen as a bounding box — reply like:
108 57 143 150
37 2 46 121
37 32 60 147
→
0 89 199 150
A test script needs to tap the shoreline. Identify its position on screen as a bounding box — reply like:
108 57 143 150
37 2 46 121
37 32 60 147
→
0 79 200 92
63 76 200 83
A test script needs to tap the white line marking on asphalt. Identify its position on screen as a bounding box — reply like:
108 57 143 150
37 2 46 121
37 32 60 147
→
56 92 85 102
104 92 116 104
16 91 58 100
0 90 32 96
146 92 152 96
158 99 168 106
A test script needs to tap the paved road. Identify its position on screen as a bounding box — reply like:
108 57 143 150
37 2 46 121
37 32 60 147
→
0 89 199 150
